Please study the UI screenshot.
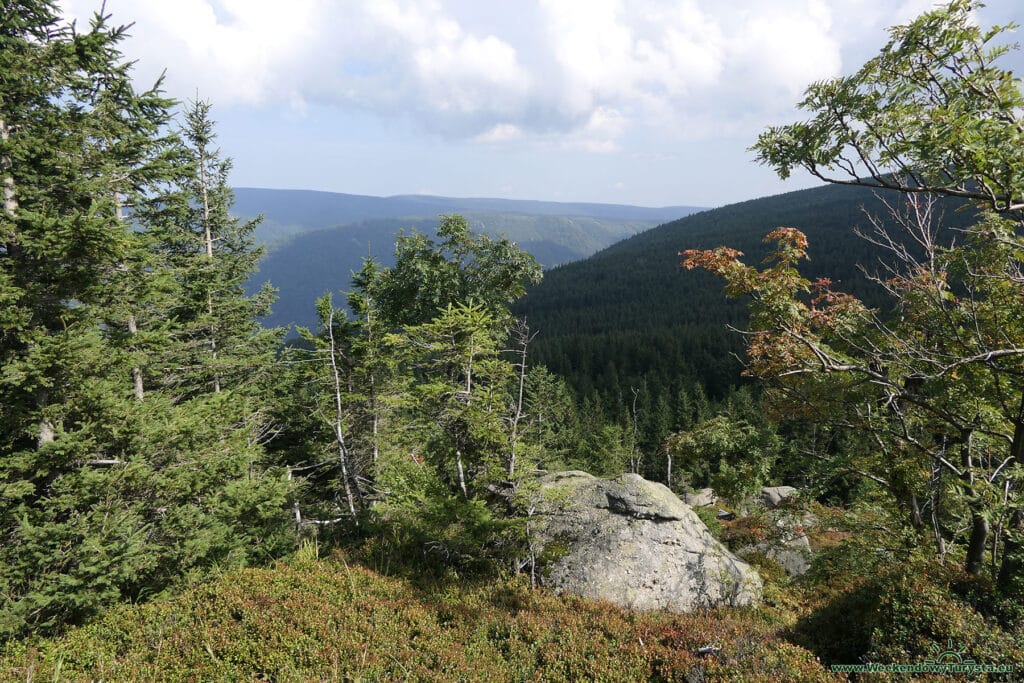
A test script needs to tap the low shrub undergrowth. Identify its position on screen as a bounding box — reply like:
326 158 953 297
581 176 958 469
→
789 538 1024 678
1 551 838 682
12 513 1023 681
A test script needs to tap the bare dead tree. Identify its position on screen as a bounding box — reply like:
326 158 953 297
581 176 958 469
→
325 305 360 524
507 319 538 480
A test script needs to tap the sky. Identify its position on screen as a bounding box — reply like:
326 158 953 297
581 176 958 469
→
60 0 1021 209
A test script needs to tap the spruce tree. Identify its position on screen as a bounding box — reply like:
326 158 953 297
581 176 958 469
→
0 10 290 637
127 100 291 596
156 99 279 396
0 3 179 636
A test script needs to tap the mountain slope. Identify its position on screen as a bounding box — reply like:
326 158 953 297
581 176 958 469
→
514 183 976 401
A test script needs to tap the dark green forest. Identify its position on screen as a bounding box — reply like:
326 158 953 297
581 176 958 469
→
515 184 976 447
3 1 1024 679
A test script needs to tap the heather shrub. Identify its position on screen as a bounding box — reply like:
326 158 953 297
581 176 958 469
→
1 553 840 682
867 567 1024 671
789 537 1024 673
719 513 770 551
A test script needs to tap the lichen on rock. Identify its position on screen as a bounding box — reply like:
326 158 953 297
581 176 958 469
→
532 471 762 612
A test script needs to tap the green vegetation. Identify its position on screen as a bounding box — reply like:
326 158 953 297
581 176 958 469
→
270 214 547 577
515 184 978 450
682 0 1024 665
0 553 837 682
251 212 671 330
0 5 288 638
3 1 1024 679
691 0 1024 587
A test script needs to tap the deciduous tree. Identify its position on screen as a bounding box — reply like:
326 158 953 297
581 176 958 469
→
687 0 1024 588
362 214 541 328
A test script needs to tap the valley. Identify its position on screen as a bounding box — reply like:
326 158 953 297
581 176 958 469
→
232 188 700 329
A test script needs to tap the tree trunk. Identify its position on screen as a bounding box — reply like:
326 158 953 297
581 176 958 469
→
198 146 220 393
458 341 472 497
37 418 54 447
629 388 642 475
326 307 358 524
930 456 946 560
966 514 989 576
961 430 988 576
367 304 380 464
128 314 145 401
207 293 220 393
910 493 924 530
456 450 468 498
508 324 530 479
115 198 145 402
997 389 1024 591
371 412 379 464
1 117 16 218
36 389 54 447
288 468 303 530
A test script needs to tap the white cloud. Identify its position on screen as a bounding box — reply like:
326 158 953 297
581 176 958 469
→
65 0 530 130
59 1 1021 152
538 0 726 112
64 0 322 106
413 34 529 114
474 123 523 143
563 107 627 153
532 0 844 147
726 1 842 100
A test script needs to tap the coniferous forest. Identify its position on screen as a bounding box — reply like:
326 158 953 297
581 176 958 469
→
3 1 1024 680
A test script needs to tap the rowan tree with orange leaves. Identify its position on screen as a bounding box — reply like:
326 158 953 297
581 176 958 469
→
683 1 1024 591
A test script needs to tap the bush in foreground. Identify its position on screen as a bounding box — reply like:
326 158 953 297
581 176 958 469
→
1 552 835 682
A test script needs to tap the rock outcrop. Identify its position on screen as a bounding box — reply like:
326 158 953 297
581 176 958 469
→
682 487 717 507
533 471 762 612
746 486 816 577
759 486 799 509
753 511 814 577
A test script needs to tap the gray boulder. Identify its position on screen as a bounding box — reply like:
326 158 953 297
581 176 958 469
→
760 535 812 577
759 486 799 509
743 507 817 578
533 471 762 612
682 487 717 507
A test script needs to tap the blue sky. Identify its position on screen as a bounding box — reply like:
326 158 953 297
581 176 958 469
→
63 0 1021 208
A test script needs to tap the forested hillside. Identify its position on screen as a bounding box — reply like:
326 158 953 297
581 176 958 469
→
516 183 975 409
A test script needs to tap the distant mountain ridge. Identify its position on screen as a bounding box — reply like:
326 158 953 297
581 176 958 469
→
233 187 704 329
232 187 701 247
